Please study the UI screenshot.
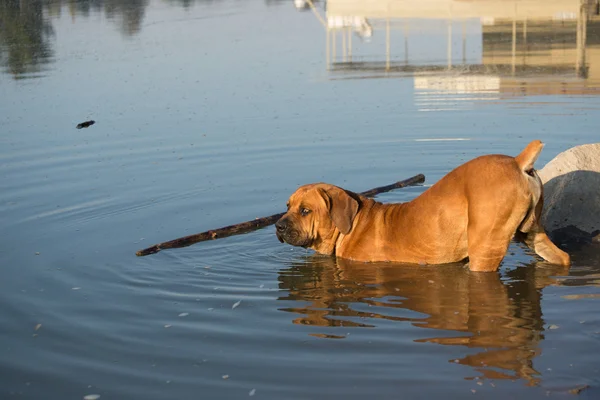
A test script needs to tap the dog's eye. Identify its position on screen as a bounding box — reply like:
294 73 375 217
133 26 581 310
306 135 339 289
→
301 208 311 216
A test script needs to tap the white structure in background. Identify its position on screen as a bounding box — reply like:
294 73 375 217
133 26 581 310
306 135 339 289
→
293 0 312 10
293 0 372 39
414 76 500 94
327 16 373 39
413 76 501 111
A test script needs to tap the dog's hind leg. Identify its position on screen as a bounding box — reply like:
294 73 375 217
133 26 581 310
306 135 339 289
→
517 195 570 266
521 230 570 266
465 180 530 272
517 172 571 266
466 228 513 272
466 205 520 272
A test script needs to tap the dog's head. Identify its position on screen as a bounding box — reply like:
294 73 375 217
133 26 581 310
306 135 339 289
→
275 183 359 255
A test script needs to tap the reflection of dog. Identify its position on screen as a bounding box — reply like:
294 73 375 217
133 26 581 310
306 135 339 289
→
276 140 570 272
277 255 568 383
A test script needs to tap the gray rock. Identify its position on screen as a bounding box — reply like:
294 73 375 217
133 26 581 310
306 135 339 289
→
538 143 600 240
549 225 597 246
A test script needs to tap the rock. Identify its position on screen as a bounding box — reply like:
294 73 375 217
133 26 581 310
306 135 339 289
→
538 143 600 242
549 225 595 246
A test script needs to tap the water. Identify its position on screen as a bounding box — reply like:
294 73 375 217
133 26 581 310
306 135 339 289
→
1 0 600 398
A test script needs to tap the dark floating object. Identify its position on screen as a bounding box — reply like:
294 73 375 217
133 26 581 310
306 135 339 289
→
76 120 95 129
135 174 426 256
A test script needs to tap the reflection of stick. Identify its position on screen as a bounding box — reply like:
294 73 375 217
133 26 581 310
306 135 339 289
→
136 174 425 257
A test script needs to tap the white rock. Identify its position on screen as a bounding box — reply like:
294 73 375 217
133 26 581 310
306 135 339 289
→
538 143 600 234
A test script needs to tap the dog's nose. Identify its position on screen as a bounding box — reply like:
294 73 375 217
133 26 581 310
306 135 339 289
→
275 219 287 232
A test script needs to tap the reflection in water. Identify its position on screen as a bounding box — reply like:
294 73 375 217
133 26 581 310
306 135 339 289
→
306 0 600 104
0 0 148 79
164 0 253 9
2 0 292 79
0 1 54 78
4 0 599 89
278 255 571 384
45 0 149 36
98 0 148 36
163 0 208 8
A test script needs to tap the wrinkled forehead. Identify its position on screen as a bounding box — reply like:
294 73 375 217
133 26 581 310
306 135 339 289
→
288 184 327 207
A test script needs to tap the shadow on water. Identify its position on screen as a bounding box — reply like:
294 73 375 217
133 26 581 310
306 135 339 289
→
276 250 599 385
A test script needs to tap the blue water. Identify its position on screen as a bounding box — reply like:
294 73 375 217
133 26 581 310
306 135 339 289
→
1 1 599 399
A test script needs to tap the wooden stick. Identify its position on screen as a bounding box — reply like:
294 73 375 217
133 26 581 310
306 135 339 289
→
136 174 425 256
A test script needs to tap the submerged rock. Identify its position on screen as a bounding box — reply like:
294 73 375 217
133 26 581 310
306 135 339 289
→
538 143 600 245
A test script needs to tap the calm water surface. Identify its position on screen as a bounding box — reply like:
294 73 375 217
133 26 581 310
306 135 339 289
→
1 0 600 398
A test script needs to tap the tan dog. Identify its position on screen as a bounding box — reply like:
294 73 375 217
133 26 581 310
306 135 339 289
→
275 140 570 272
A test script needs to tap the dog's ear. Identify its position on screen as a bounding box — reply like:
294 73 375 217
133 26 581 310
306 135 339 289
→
318 186 359 235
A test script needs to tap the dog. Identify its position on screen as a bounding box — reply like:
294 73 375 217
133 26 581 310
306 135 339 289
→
275 140 570 272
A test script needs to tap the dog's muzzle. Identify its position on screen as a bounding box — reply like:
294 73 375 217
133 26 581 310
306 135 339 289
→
275 218 287 243
275 216 310 247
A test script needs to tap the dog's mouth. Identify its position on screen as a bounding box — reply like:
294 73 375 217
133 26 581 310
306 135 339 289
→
276 231 285 243
276 229 311 248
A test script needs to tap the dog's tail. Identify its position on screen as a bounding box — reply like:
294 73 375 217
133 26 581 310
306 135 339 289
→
516 140 544 234
515 140 544 174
